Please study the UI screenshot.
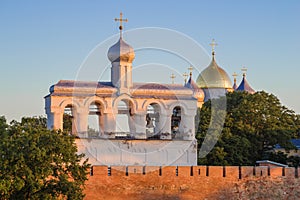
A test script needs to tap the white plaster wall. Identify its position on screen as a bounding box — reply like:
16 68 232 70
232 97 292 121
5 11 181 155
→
76 139 197 166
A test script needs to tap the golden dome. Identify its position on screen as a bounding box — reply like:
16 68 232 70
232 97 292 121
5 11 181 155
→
196 55 232 89
107 38 135 63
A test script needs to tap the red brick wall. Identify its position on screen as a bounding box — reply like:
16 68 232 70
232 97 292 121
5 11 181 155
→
84 166 299 200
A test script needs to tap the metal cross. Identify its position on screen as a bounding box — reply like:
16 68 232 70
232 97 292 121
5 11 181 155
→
183 72 188 84
188 65 193 76
115 12 128 37
232 72 238 79
170 73 176 84
232 72 238 83
241 66 247 76
209 39 218 54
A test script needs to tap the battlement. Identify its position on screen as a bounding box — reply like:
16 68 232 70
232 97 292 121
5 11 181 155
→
89 165 299 179
84 165 300 199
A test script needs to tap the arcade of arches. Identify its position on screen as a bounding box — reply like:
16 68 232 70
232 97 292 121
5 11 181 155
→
45 91 197 141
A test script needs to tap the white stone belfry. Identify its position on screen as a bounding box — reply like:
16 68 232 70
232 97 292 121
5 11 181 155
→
45 14 239 167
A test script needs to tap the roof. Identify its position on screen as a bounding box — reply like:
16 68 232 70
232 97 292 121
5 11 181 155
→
184 76 205 101
132 83 195 100
256 160 288 168
185 77 199 90
233 82 238 90
291 139 300 149
49 80 114 92
275 139 300 150
132 83 190 91
48 80 116 96
107 37 135 63
47 80 195 100
51 81 192 91
196 55 232 89
236 75 255 94
52 80 114 88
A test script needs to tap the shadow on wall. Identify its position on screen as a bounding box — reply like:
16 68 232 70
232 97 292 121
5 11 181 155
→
209 176 300 200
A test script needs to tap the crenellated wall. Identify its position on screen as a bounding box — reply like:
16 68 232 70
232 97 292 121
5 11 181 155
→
84 165 300 200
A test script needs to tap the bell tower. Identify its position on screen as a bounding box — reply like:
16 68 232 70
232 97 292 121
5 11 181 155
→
107 12 135 94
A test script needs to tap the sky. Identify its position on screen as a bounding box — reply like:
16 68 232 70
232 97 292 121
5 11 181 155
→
0 0 300 122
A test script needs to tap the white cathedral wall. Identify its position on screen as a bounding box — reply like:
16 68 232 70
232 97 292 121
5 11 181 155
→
203 88 228 102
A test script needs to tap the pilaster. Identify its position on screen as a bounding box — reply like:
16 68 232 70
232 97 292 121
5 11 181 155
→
134 112 146 139
160 113 172 140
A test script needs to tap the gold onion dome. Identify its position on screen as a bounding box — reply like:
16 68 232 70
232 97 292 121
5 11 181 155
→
107 37 135 63
196 53 232 89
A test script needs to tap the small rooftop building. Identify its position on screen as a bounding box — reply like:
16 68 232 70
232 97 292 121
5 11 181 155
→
256 160 288 168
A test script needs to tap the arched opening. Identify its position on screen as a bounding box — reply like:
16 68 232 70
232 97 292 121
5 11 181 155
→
63 104 76 135
116 100 134 138
171 106 182 139
146 103 160 139
88 102 103 137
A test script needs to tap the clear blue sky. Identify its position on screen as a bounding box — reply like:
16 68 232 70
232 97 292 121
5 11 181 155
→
0 0 300 122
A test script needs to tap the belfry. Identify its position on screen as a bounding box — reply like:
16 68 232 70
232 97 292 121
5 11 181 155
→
45 13 202 166
45 13 255 166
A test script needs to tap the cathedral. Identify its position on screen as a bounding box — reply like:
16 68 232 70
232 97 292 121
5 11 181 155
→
44 13 254 166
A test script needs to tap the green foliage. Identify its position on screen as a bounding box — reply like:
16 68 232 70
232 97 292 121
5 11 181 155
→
197 91 299 166
288 156 300 167
0 116 8 133
0 116 90 200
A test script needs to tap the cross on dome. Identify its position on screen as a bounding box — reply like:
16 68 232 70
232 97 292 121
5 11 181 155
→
188 65 194 77
232 71 238 87
209 39 218 55
114 12 128 38
183 72 188 84
170 73 176 84
241 66 247 77
232 72 238 81
232 72 238 90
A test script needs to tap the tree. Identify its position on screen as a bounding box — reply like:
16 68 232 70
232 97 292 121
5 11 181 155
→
0 116 90 199
197 91 299 166
0 116 8 133
288 156 300 167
